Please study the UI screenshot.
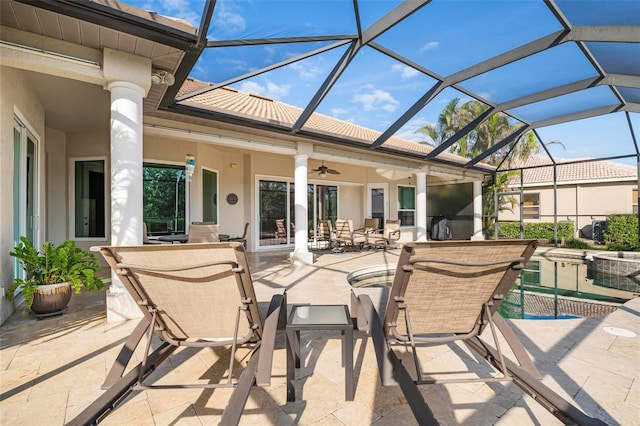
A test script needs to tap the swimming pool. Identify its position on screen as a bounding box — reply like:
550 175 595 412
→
348 256 638 319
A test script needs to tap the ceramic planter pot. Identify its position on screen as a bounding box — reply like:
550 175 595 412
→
31 282 72 315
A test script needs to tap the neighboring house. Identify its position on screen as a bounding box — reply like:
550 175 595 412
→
0 1 488 324
499 156 637 239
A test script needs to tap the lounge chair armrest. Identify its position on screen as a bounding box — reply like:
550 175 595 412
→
256 292 286 387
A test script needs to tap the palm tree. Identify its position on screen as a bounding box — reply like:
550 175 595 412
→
415 98 461 146
416 99 543 236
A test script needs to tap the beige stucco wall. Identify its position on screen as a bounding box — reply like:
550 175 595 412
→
0 66 46 324
501 181 637 237
338 186 365 228
45 128 67 244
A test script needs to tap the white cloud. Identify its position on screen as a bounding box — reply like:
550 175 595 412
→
215 10 246 34
420 41 439 52
238 80 291 100
210 1 246 35
391 64 420 80
353 89 399 112
290 61 321 80
142 0 201 27
239 81 266 97
266 81 291 99
331 107 349 116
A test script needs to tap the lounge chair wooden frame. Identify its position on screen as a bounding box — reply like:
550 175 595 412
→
69 242 285 426
352 240 605 425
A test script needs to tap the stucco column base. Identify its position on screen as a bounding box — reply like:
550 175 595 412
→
106 273 142 323
289 251 315 266
470 233 485 241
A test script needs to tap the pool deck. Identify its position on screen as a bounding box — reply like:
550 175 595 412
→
1 247 639 425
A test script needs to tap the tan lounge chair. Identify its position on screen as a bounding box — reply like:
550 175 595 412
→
69 242 285 425
352 239 605 425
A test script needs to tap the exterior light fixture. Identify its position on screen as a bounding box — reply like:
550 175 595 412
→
185 154 195 181
151 69 175 86
230 163 238 169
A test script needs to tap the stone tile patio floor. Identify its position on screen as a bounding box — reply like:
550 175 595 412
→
1 248 638 425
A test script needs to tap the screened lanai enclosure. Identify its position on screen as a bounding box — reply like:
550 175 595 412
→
3 0 639 246
19 0 638 240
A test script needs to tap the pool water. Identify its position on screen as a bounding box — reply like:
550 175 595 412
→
348 257 638 319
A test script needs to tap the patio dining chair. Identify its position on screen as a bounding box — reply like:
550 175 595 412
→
333 219 366 252
314 219 334 249
69 242 286 426
366 219 400 250
142 222 165 244
352 239 605 425
187 223 219 243
228 222 250 247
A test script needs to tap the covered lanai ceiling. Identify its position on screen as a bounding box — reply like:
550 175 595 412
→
4 0 640 172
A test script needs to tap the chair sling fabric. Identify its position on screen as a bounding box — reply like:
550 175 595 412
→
274 219 287 243
187 223 219 243
334 219 364 251
352 239 606 425
317 219 334 241
69 242 284 426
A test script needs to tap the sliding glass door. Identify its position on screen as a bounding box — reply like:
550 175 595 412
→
259 180 290 246
259 179 338 247
13 117 39 282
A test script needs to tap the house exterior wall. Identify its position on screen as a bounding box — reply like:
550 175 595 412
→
45 128 67 244
500 181 636 237
0 60 478 324
0 65 46 324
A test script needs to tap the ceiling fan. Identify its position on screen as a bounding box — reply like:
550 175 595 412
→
311 161 340 178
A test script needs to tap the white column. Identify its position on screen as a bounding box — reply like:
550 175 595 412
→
416 171 427 241
290 146 314 265
471 180 484 240
107 80 145 322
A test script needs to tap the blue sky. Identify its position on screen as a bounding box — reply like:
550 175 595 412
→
128 0 639 165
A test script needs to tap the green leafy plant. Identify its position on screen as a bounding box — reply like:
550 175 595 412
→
8 237 104 309
494 221 575 243
605 214 639 251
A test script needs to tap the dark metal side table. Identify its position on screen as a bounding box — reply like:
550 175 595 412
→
286 304 354 402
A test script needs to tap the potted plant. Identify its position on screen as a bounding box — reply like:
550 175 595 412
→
7 236 104 316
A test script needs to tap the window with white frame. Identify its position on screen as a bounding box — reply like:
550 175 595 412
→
143 163 186 235
633 189 638 214
523 193 540 220
397 185 415 226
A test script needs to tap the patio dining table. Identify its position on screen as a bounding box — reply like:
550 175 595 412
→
157 234 230 243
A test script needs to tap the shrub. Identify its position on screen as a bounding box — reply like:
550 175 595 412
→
563 238 591 249
495 221 574 242
605 214 639 251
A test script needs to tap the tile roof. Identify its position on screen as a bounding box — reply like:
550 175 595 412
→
509 155 637 186
177 78 471 167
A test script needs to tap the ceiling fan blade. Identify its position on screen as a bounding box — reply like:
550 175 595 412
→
327 169 340 174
